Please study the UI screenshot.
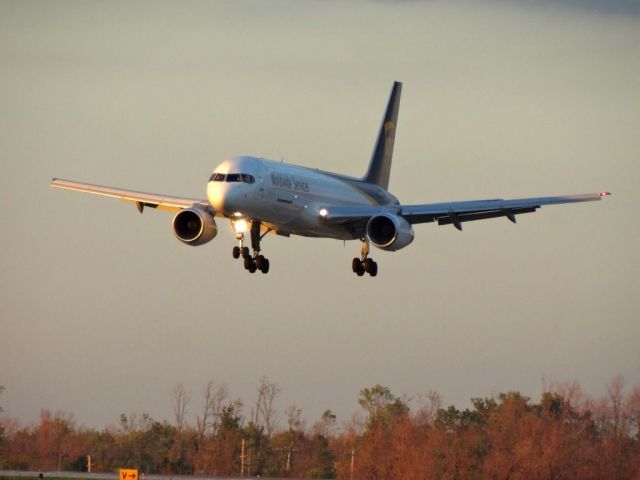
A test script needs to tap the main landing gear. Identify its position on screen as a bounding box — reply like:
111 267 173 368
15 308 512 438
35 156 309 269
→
352 238 378 277
232 221 270 274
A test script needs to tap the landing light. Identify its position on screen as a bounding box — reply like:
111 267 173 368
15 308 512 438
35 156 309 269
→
234 219 248 233
319 208 328 217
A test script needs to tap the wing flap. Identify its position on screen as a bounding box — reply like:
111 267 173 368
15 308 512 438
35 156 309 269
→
51 178 209 213
437 207 537 230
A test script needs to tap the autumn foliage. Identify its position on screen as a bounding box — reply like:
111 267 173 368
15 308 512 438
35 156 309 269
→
1 378 639 479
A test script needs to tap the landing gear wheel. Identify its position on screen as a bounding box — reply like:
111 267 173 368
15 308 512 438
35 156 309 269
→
352 258 361 273
369 261 378 277
364 258 374 273
260 258 270 274
242 247 250 258
232 246 241 259
248 262 257 273
244 257 254 270
255 255 270 274
352 238 379 277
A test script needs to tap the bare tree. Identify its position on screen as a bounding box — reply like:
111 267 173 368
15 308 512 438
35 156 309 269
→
414 390 442 425
607 376 627 480
285 404 304 433
608 375 626 437
625 384 640 439
552 380 584 411
254 376 280 437
172 383 191 433
196 381 228 441
119 412 153 433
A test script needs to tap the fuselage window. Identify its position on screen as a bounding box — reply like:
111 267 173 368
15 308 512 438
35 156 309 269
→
210 173 226 182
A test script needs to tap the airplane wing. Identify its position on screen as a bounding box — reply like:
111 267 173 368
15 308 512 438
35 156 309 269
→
50 178 210 213
321 192 610 231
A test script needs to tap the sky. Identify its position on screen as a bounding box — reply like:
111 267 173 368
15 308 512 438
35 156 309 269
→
1 0 639 430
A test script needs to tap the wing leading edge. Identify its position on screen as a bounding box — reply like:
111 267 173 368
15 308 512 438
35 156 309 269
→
321 192 610 231
50 178 209 213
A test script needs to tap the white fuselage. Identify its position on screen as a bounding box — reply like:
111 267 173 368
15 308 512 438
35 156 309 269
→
206 156 391 240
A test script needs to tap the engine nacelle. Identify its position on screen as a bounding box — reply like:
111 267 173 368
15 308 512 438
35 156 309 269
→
366 214 414 251
172 208 217 246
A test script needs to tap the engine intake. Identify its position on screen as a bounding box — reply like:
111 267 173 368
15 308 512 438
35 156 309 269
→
173 208 217 246
366 214 414 251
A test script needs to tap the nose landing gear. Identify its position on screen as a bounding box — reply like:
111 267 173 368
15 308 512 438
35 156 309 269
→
352 238 378 277
232 220 270 274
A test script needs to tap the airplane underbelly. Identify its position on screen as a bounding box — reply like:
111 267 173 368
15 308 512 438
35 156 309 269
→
265 196 359 240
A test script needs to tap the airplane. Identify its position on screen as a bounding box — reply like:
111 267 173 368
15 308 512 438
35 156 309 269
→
51 81 609 277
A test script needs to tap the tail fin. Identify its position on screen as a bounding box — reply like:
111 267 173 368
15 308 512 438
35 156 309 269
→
362 81 402 190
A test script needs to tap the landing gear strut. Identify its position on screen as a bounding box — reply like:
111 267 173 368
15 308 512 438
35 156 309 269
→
352 238 378 277
232 221 270 274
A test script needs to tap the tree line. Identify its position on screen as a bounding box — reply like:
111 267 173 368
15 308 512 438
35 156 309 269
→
1 377 639 479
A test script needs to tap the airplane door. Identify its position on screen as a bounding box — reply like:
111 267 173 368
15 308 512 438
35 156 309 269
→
256 173 264 200
256 162 266 201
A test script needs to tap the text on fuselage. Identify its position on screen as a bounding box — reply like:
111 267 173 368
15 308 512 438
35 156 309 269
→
270 173 310 193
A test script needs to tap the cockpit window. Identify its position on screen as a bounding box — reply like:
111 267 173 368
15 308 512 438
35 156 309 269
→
209 172 255 183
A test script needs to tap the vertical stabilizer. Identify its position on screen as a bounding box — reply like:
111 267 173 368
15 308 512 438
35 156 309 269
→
362 81 402 191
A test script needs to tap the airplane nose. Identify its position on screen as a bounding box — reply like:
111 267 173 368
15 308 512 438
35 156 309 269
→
207 182 228 213
222 187 243 215
206 183 244 216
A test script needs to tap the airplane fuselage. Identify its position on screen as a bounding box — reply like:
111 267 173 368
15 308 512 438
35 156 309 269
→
207 155 399 240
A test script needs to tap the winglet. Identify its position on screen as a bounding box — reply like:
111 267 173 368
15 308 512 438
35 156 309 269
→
362 81 402 191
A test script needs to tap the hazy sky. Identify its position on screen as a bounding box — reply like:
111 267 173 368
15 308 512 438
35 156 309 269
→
1 0 639 430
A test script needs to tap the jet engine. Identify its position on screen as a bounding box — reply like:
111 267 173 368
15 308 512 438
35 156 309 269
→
366 214 414 251
172 208 217 246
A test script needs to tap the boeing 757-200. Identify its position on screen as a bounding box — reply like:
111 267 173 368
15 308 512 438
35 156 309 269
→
51 82 609 276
